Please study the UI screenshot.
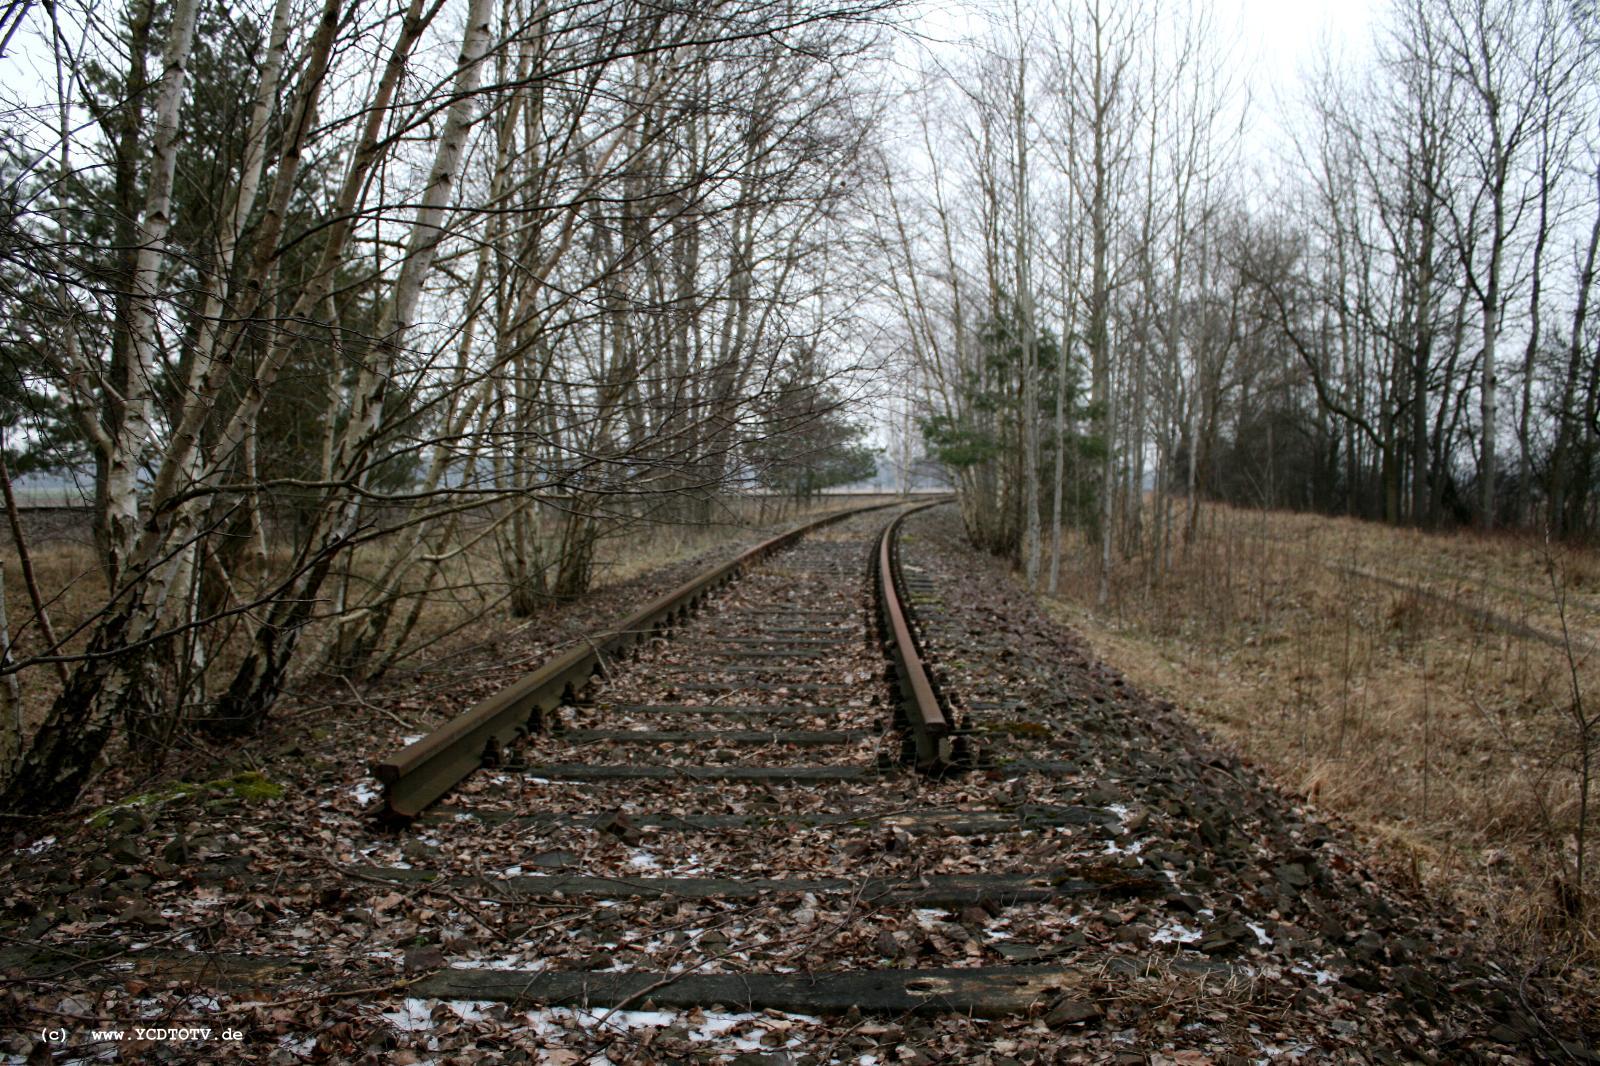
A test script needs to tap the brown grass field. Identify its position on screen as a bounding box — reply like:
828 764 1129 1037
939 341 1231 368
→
0 495 881 741
1048 500 1600 984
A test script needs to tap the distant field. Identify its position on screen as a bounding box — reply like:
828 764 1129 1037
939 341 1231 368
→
0 493 899 734
1048 501 1600 969
1 486 89 507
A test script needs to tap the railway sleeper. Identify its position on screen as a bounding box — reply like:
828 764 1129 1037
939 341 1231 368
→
407 961 1235 1018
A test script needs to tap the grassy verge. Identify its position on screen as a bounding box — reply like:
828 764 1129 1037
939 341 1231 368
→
1044 500 1599 977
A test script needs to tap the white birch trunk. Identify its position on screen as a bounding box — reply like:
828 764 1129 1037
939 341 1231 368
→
106 0 201 586
214 0 496 726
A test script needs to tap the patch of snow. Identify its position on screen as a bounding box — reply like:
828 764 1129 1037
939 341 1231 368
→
22 835 55 856
449 957 546 972
502 865 523 877
278 1035 315 1056
1252 1035 1321 1062
444 1000 498 1022
379 998 502 1032
525 776 551 785
1103 838 1144 856
403 734 424 745
1292 963 1337 986
348 783 379 806
382 999 435 1031
130 996 180 1019
508 1005 823 1054
1150 922 1202 945
627 849 661 871
1247 922 1272 947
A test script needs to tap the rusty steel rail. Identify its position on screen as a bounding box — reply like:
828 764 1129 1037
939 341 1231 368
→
875 501 954 772
373 500 904 818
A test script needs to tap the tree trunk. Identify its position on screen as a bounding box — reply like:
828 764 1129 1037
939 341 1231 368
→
208 0 495 733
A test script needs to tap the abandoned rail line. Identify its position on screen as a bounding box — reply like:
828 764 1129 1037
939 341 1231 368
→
364 498 1109 1016
0 499 1587 1061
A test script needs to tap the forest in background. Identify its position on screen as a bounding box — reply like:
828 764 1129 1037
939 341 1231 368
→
881 0 1600 600
867 0 1600 933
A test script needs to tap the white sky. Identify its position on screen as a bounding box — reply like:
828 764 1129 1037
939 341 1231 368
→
1232 0 1378 149
900 0 1379 162
1233 0 1377 83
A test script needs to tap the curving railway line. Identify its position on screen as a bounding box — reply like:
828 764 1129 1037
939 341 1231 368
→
3 498 1582 1062
360 500 1144 1025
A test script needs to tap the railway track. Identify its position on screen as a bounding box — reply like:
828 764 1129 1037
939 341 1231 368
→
358 500 1143 1030
4 499 1580 1061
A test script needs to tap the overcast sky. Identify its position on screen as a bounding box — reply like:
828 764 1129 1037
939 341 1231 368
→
1234 0 1376 83
900 0 1379 169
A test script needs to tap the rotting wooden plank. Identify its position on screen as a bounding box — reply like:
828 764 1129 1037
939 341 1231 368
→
0 946 321 990
703 627 854 636
418 804 1119 833
601 704 855 716
334 867 1166 904
690 649 841 658
697 633 857 643
407 959 1235 1015
517 765 885 783
668 681 860 692
556 729 872 746
649 664 842 674
410 964 1089 1016
725 605 857 613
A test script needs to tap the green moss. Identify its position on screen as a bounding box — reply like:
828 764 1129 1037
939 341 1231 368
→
87 783 200 828
980 720 1051 738
88 771 283 826
216 771 283 802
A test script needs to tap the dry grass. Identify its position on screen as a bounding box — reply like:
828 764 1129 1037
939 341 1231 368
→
1045 500 1600 975
0 494 888 738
